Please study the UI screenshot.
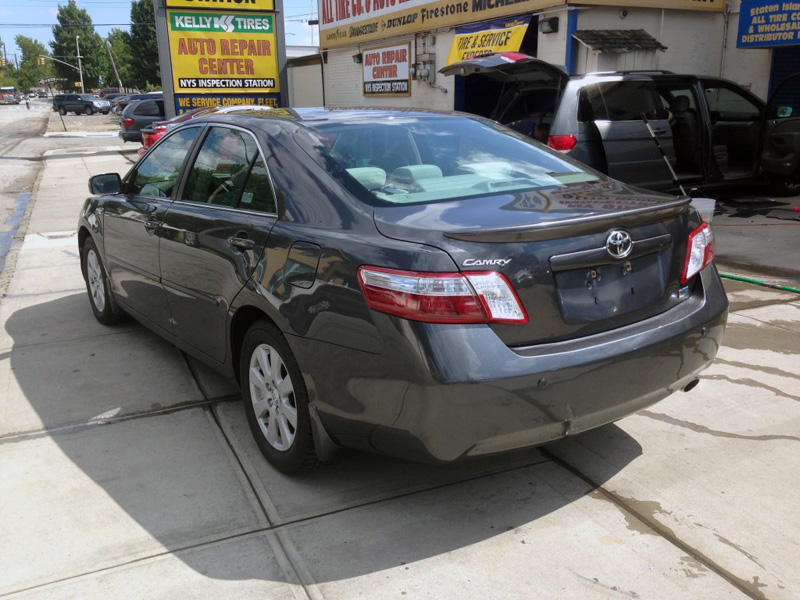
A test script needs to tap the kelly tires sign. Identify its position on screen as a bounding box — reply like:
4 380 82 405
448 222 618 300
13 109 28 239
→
167 9 279 93
363 43 411 96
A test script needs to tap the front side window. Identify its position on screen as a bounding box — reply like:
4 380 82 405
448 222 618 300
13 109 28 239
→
127 127 200 197
299 116 599 206
579 81 664 122
704 85 760 121
182 126 261 207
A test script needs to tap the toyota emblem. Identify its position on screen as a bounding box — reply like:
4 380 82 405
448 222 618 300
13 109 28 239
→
606 230 633 259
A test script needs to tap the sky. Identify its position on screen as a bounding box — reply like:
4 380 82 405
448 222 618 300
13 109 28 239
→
0 0 319 61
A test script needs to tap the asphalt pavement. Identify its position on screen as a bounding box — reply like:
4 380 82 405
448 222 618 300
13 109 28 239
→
0 107 798 599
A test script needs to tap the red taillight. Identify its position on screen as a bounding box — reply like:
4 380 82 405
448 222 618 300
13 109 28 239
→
142 133 154 149
547 135 577 152
357 266 528 324
123 117 134 128
681 223 716 284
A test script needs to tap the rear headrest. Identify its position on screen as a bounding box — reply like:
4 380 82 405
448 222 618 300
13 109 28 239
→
391 164 443 184
670 96 691 113
346 167 386 191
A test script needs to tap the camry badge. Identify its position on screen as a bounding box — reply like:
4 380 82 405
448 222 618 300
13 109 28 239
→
463 258 512 267
605 230 633 259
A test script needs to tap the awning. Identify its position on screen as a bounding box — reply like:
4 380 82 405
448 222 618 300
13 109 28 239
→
445 17 530 67
572 29 667 53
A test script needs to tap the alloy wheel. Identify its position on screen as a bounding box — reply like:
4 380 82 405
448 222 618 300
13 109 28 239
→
86 248 106 313
249 343 298 451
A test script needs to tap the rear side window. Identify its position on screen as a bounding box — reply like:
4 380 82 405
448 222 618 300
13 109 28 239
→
134 100 161 116
182 126 261 207
239 156 276 213
704 85 760 122
579 81 664 122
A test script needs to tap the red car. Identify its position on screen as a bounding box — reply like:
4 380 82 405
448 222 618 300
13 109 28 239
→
138 108 212 156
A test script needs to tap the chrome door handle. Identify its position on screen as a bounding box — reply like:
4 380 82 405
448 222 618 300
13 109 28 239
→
228 236 255 250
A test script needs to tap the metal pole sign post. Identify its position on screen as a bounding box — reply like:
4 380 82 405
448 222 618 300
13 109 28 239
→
153 0 286 119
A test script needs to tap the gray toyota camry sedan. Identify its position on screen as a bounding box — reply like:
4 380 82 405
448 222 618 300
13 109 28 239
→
78 107 728 473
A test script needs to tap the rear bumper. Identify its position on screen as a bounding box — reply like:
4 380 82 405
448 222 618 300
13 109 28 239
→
119 131 141 142
289 266 728 463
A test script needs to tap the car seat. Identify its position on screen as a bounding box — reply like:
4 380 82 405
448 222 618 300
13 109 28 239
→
670 96 701 172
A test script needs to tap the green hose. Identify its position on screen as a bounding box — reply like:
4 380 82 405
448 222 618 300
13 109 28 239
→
719 272 800 294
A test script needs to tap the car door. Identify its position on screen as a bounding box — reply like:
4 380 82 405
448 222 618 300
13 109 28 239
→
159 125 278 362
102 126 202 331
760 73 800 180
700 80 763 181
63 94 77 112
579 79 676 189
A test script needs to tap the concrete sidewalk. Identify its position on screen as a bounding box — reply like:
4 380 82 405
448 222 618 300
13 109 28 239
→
0 140 798 598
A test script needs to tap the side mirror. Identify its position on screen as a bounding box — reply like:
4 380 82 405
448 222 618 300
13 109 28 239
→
777 105 793 118
89 173 122 195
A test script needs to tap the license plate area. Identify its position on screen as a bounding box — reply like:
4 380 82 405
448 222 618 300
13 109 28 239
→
554 251 668 323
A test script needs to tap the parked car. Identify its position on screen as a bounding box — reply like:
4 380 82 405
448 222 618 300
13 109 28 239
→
79 108 728 473
51 93 111 115
119 98 165 142
116 91 162 113
442 54 800 195
110 94 129 113
37 90 47 99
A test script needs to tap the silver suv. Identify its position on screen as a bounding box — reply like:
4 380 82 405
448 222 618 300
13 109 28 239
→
442 55 800 195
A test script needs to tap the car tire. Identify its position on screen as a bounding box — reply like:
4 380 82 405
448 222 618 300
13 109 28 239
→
81 237 126 325
58 106 66 115
240 320 318 474
769 177 800 197
86 106 94 115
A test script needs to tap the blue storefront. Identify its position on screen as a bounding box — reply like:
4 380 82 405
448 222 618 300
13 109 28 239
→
739 0 800 98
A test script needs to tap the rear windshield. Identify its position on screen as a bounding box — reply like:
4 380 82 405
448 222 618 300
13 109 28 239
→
297 116 599 205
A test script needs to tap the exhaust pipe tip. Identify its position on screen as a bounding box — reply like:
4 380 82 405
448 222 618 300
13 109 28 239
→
682 378 700 393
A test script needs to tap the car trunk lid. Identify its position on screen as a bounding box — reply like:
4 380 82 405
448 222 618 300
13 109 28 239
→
373 181 693 347
439 52 569 85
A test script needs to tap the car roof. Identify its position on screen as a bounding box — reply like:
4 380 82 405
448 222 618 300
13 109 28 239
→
186 106 476 131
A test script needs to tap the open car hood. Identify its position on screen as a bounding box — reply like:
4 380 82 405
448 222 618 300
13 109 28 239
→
439 52 569 85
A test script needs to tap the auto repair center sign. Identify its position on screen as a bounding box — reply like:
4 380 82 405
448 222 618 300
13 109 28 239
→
363 44 410 95
164 0 280 114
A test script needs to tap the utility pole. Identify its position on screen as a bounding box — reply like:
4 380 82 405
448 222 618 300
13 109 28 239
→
76 36 84 92
106 41 123 90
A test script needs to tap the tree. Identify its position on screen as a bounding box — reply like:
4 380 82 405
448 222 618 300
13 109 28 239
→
50 0 108 91
129 0 160 90
103 28 133 89
14 36 54 91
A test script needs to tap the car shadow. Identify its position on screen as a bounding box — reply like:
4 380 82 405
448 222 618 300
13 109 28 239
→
4 293 643 588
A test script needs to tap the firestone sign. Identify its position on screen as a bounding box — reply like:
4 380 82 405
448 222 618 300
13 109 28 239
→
318 0 723 49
